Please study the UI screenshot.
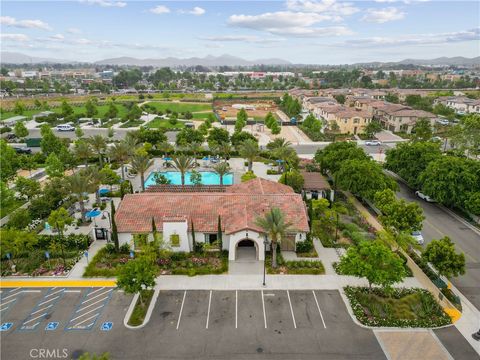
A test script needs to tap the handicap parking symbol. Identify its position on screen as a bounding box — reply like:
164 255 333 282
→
0 323 13 331
100 322 113 331
45 322 59 331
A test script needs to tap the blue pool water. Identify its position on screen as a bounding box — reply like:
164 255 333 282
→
145 171 233 187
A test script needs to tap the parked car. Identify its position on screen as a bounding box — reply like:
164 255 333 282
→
13 146 32 154
411 231 424 245
436 118 449 126
365 140 382 146
5 134 17 142
431 136 442 142
55 124 75 131
415 191 435 203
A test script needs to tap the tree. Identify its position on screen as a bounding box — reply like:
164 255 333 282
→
40 125 64 156
190 170 202 185
67 171 95 222
7 208 32 230
238 139 259 172
153 173 171 185
107 127 114 139
267 137 291 151
333 94 346 104
422 237 465 279
278 170 304 193
0 180 15 211
230 131 257 147
217 215 223 250
13 101 25 115
85 99 98 118
111 200 119 252
374 189 425 233
449 114 480 158
314 141 368 175
172 154 194 185
45 153 64 178
272 145 299 173
74 140 93 168
99 165 121 190
412 118 433 142
338 240 406 290
117 257 156 305
105 102 118 119
0 140 20 181
336 159 397 200
15 177 40 201
235 108 248 132
213 162 230 186
75 126 84 139
61 100 74 117
0 229 37 265
255 208 291 268
364 121 382 139
241 171 257 182
130 153 152 191
88 135 107 168
264 112 277 129
48 207 73 267
108 141 131 180
385 141 441 189
176 128 204 147
207 127 230 148
14 121 28 139
376 230 419 253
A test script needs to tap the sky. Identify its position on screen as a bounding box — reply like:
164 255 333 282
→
1 0 479 64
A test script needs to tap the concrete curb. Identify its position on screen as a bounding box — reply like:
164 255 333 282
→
123 288 160 330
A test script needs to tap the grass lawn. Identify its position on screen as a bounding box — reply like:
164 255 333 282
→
192 112 215 119
0 199 26 218
128 289 154 327
146 118 185 130
120 120 144 128
345 286 451 327
143 101 212 113
0 109 43 121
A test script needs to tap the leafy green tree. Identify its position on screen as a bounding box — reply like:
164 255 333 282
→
374 189 424 233
176 128 204 147
278 170 304 193
61 100 74 117
213 162 230 186
449 113 480 157
385 141 441 188
190 170 202 185
364 121 382 139
207 127 230 148
75 126 84 139
1 180 15 211
336 159 397 200
0 139 20 181
40 125 64 156
7 208 32 230
241 171 257 182
13 101 25 115
314 142 368 175
385 93 399 103
15 177 40 201
231 131 257 147
105 102 118 119
267 137 291 151
270 121 281 135
48 207 73 267
333 94 346 104
153 173 171 185
117 257 156 306
235 108 248 132
272 144 299 172
45 153 64 178
376 230 419 253
464 192 480 216
412 118 433 142
339 240 406 289
255 207 291 268
130 152 153 191
0 229 37 265
85 99 98 118
88 135 107 168
67 171 94 223
422 237 465 279
172 154 194 186
99 165 121 189
14 121 28 139
264 112 276 129
238 139 259 172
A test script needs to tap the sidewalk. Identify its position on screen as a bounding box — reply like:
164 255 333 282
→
68 239 106 278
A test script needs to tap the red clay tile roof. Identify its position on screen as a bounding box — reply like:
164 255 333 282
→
226 178 294 194
146 185 227 193
115 179 307 234
301 171 331 191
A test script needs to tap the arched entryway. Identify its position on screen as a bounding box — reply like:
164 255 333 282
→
235 239 258 261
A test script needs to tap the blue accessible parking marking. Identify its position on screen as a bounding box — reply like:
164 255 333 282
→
45 322 59 331
17 288 66 332
100 322 113 331
1 323 13 331
65 287 113 331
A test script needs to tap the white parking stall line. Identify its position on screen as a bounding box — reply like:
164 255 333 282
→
176 291 187 330
205 290 212 329
23 312 48 325
30 304 53 316
64 290 81 293
235 290 238 329
0 298 17 308
287 291 297 329
87 287 105 297
1 291 22 301
21 290 41 293
72 313 99 327
312 291 326 329
37 295 60 307
70 305 104 322
18 288 65 331
81 289 112 305
45 289 64 298
261 290 267 329
75 296 109 313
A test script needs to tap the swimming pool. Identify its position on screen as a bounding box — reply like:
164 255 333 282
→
145 171 234 186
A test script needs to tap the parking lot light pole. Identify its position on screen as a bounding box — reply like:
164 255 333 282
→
263 236 268 286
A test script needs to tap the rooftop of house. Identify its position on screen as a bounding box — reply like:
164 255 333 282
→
301 171 331 191
334 109 371 119
390 109 436 118
115 178 308 234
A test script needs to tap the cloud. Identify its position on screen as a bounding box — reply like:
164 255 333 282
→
179 7 206 16
80 0 126 8
0 16 52 30
50 34 65 40
149 5 170 14
228 11 352 37
362 7 405 23
286 0 359 16
336 28 480 47
200 35 284 44
1 33 30 42
67 28 82 34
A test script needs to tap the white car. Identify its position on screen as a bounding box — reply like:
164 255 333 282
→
411 231 424 245
55 124 75 131
415 191 435 203
365 140 382 146
436 119 449 126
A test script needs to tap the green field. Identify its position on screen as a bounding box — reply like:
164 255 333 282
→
146 118 185 130
143 101 211 113
192 112 215 119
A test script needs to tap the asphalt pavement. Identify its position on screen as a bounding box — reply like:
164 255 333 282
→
396 182 480 311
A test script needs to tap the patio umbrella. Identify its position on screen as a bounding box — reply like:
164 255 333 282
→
85 209 102 226
163 157 172 161
98 188 109 196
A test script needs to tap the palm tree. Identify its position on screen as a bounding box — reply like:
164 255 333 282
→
74 140 93 168
213 162 230 186
238 139 259 172
188 142 203 166
108 141 130 180
267 137 291 151
273 145 297 173
157 141 174 157
218 143 232 162
67 171 95 222
130 153 152 192
172 154 194 185
88 135 107 168
255 207 291 269
84 165 104 204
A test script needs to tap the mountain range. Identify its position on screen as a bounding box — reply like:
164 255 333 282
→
1 52 478 67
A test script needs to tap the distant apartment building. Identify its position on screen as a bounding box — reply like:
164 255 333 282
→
435 96 480 114
330 108 372 135
373 103 436 133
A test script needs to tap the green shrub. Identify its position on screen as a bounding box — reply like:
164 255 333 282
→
296 240 313 253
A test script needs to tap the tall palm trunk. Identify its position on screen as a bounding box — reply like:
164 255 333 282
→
181 171 185 186
220 175 223 186
79 198 86 222
271 240 278 268
140 171 145 191
121 164 125 180
248 159 253 172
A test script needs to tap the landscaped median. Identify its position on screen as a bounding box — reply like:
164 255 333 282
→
267 251 325 275
124 289 159 329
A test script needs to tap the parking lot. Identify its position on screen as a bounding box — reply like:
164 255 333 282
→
1 288 477 360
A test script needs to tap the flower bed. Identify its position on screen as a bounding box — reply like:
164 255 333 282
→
267 252 325 275
83 244 132 277
156 251 228 276
344 286 451 328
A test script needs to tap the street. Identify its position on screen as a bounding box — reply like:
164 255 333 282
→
396 181 480 311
